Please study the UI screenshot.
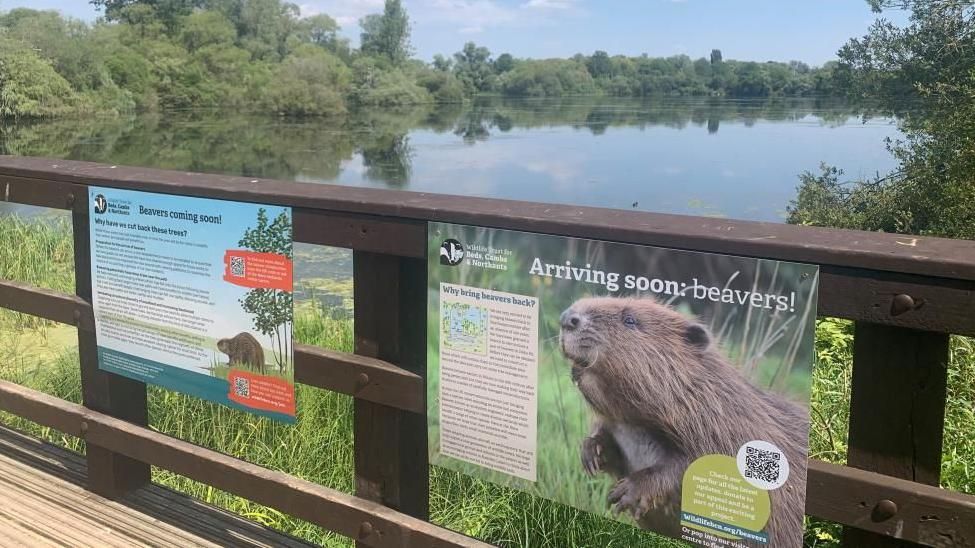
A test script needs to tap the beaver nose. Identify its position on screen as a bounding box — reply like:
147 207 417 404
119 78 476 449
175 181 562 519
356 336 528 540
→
560 309 581 330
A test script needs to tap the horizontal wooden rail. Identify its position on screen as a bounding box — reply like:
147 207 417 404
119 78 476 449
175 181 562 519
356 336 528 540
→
807 459 975 545
0 174 80 210
2 157 974 281
0 380 486 548
295 345 424 414
3 378 973 547
0 279 94 332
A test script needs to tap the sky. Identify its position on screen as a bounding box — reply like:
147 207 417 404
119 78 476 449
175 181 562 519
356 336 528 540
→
7 0 905 65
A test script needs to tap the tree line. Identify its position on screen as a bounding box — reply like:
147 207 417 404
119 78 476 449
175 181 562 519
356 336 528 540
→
0 0 845 119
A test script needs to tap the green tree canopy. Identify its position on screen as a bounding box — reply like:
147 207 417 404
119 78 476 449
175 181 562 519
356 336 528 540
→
789 0 975 238
359 0 412 65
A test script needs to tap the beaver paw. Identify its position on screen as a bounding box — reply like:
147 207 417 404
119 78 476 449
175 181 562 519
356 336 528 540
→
581 436 604 476
607 476 653 519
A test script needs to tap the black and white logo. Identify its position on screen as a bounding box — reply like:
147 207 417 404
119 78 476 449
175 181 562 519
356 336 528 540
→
440 239 465 266
93 194 107 214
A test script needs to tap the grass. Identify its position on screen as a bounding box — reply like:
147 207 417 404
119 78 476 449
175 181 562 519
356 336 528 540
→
2 214 974 547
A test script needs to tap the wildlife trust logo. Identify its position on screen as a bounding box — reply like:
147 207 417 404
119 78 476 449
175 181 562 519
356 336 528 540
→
440 239 465 266
93 194 107 214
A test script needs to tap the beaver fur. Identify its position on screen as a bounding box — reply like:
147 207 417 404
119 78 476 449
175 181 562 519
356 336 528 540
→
217 332 266 374
559 296 807 547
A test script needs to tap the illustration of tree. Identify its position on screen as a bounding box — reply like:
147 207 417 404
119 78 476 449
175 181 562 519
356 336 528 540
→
238 208 293 371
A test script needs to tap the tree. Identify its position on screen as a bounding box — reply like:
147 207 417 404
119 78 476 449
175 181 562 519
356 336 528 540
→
586 50 611 78
90 0 203 32
710 49 722 64
790 0 975 238
494 53 514 74
180 10 235 52
453 41 496 94
432 54 452 72
359 0 412 65
0 38 80 118
238 208 293 370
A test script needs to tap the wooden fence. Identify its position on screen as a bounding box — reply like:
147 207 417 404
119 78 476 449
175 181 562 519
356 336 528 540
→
1 156 974 547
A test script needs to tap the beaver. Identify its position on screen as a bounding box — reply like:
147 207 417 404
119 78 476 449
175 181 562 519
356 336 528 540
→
217 332 266 374
559 296 808 547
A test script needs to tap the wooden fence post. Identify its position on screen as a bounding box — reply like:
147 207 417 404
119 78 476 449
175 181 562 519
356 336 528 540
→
73 196 151 498
842 321 950 547
353 250 429 530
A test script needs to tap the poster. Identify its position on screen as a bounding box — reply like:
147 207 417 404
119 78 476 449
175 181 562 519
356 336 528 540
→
89 187 295 423
428 222 819 547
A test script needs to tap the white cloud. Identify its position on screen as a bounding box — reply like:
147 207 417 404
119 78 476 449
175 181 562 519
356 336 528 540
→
422 0 518 27
298 0 384 27
522 0 579 10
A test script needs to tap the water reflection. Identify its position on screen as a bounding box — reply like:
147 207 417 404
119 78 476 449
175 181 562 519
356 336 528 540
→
0 97 900 222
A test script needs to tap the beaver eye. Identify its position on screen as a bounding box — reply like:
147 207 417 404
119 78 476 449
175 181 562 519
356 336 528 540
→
622 315 637 328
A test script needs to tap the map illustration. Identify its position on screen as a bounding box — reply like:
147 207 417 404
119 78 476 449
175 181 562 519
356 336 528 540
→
441 302 489 354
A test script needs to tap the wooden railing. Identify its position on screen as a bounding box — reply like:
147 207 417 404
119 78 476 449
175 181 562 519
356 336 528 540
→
1 156 974 547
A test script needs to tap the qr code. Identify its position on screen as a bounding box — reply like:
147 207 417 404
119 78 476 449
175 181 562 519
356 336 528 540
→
230 256 245 277
233 376 250 398
744 445 781 483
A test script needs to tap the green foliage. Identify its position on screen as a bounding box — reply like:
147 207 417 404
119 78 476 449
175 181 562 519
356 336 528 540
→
0 38 82 118
348 57 432 106
359 0 412 65
263 45 349 115
790 0 975 239
503 59 596 97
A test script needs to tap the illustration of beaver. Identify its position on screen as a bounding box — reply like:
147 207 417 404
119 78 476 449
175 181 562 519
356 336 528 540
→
559 296 808 547
217 332 266 374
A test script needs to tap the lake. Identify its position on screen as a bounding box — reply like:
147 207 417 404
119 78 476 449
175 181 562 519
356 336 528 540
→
0 97 900 222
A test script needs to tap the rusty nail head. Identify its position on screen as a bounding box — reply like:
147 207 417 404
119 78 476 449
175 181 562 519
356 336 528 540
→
872 499 898 522
358 521 374 539
357 372 370 388
891 294 915 316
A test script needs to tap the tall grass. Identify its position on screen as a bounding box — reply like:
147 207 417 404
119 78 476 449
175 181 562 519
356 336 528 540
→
1 214 974 547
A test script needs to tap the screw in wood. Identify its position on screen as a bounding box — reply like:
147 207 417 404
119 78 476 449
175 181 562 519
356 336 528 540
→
358 521 374 540
66 193 75 208
356 372 370 390
872 499 898 522
79 421 88 437
73 309 82 324
890 294 916 316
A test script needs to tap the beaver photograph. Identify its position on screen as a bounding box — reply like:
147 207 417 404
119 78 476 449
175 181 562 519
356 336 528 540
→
560 296 808 546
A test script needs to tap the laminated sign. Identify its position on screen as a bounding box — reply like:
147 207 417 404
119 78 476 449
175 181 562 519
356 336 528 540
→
89 187 295 422
427 222 819 547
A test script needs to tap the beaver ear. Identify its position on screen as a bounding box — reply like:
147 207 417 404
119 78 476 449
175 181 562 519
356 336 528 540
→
685 323 711 349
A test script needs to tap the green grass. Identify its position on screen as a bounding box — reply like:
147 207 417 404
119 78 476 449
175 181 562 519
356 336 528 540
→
1 214 974 547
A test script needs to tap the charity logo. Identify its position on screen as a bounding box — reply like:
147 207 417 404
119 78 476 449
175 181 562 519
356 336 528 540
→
440 239 465 266
93 194 108 214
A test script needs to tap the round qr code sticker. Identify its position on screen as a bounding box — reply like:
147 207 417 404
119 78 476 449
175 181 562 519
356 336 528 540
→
736 440 790 490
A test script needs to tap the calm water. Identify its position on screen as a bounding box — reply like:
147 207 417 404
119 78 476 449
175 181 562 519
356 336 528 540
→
0 97 900 222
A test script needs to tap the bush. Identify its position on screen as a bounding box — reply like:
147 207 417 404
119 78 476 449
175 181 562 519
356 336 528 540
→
349 57 432 107
0 39 81 118
262 46 349 115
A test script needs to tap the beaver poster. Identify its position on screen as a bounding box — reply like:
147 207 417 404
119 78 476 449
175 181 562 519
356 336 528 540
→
427 222 819 547
88 187 296 422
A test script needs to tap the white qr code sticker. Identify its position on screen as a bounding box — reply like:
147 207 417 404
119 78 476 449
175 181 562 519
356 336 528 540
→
230 256 245 277
233 376 250 398
737 440 790 490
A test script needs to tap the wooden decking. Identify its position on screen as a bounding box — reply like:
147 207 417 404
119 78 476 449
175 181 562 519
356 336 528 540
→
0 425 314 547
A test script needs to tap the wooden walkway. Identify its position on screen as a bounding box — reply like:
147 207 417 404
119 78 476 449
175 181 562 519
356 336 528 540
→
0 425 313 548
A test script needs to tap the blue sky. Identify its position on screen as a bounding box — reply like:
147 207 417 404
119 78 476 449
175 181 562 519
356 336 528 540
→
8 0 903 64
